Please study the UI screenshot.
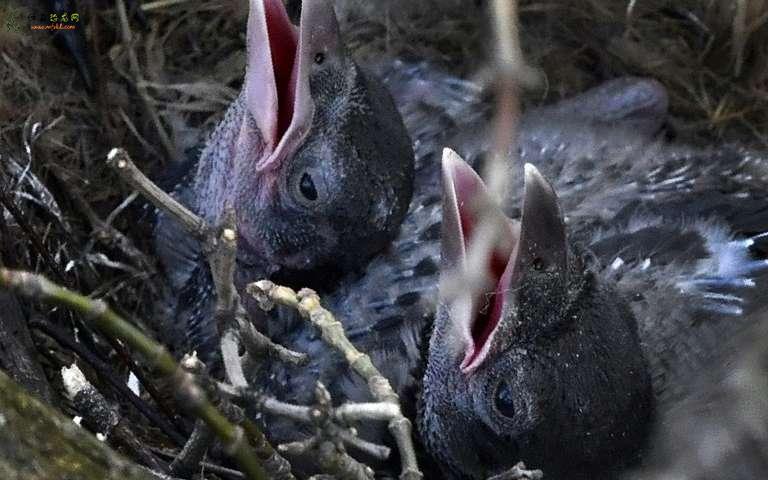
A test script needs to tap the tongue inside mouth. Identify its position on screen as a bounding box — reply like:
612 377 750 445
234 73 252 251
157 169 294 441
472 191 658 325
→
441 149 518 373
457 196 518 373
245 0 301 159
264 0 298 141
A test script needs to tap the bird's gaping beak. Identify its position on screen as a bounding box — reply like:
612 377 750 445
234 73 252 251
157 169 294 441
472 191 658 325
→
440 149 567 373
244 0 340 170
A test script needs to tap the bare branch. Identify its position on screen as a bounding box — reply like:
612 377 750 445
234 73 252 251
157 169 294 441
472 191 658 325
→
190 352 297 480
237 311 309 366
248 281 423 480
62 364 166 472
225 383 393 464
106 148 208 240
274 383 376 480
169 420 214 477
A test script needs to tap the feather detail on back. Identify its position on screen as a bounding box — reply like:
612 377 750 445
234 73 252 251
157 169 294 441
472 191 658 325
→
586 210 768 406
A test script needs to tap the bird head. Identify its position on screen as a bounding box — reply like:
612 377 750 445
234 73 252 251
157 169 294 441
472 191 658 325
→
224 0 414 275
420 149 653 479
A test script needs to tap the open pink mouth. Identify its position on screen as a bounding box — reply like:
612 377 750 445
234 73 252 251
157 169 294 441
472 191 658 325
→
442 152 567 374
246 0 314 167
263 0 298 141
441 151 519 374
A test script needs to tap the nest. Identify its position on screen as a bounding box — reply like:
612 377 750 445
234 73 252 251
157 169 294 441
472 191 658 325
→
0 0 767 473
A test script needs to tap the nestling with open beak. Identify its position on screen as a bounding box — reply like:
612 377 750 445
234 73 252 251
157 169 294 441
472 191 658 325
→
252 74 768 477
154 0 414 360
419 150 653 479
419 142 768 479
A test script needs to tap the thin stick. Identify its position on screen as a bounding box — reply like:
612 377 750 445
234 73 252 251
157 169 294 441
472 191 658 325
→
732 0 748 77
62 364 166 472
0 177 68 284
226 385 393 460
248 281 423 480
169 420 214 477
30 319 188 446
441 0 539 303
106 148 207 240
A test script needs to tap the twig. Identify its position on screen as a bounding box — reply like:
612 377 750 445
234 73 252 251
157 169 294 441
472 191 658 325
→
238 318 309 366
152 447 246 479
440 0 539 304
0 268 268 480
169 419 214 476
306 440 374 480
168 356 216 478
62 364 166 472
141 0 195 11
0 292 55 404
108 149 250 388
207 208 308 383
229 384 401 425
275 383 375 480
210 207 238 311
29 318 188 446
106 149 207 240
47 167 158 283
478 3 540 477
184 351 297 480
248 281 423 480
732 0 748 77
0 176 67 284
228 384 393 461
337 428 391 461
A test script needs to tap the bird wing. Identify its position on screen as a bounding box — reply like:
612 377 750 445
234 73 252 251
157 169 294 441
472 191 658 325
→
579 149 768 405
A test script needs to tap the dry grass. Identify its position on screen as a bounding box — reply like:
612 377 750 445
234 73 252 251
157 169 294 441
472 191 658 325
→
338 0 768 146
0 0 766 349
0 0 766 470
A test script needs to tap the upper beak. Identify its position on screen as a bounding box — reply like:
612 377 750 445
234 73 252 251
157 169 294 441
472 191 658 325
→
244 0 340 170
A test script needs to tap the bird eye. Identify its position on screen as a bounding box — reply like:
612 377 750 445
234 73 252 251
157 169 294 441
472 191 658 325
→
494 380 516 419
531 257 545 271
314 52 325 65
299 172 318 201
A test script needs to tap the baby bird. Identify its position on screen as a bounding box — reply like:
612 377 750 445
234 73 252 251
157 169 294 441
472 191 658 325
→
251 71 677 476
419 142 768 479
154 0 414 361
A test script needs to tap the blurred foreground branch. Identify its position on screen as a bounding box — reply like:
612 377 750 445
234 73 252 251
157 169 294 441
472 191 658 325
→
0 267 269 480
0 369 161 480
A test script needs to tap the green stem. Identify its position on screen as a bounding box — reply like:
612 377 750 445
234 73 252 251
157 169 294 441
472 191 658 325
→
0 268 267 480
